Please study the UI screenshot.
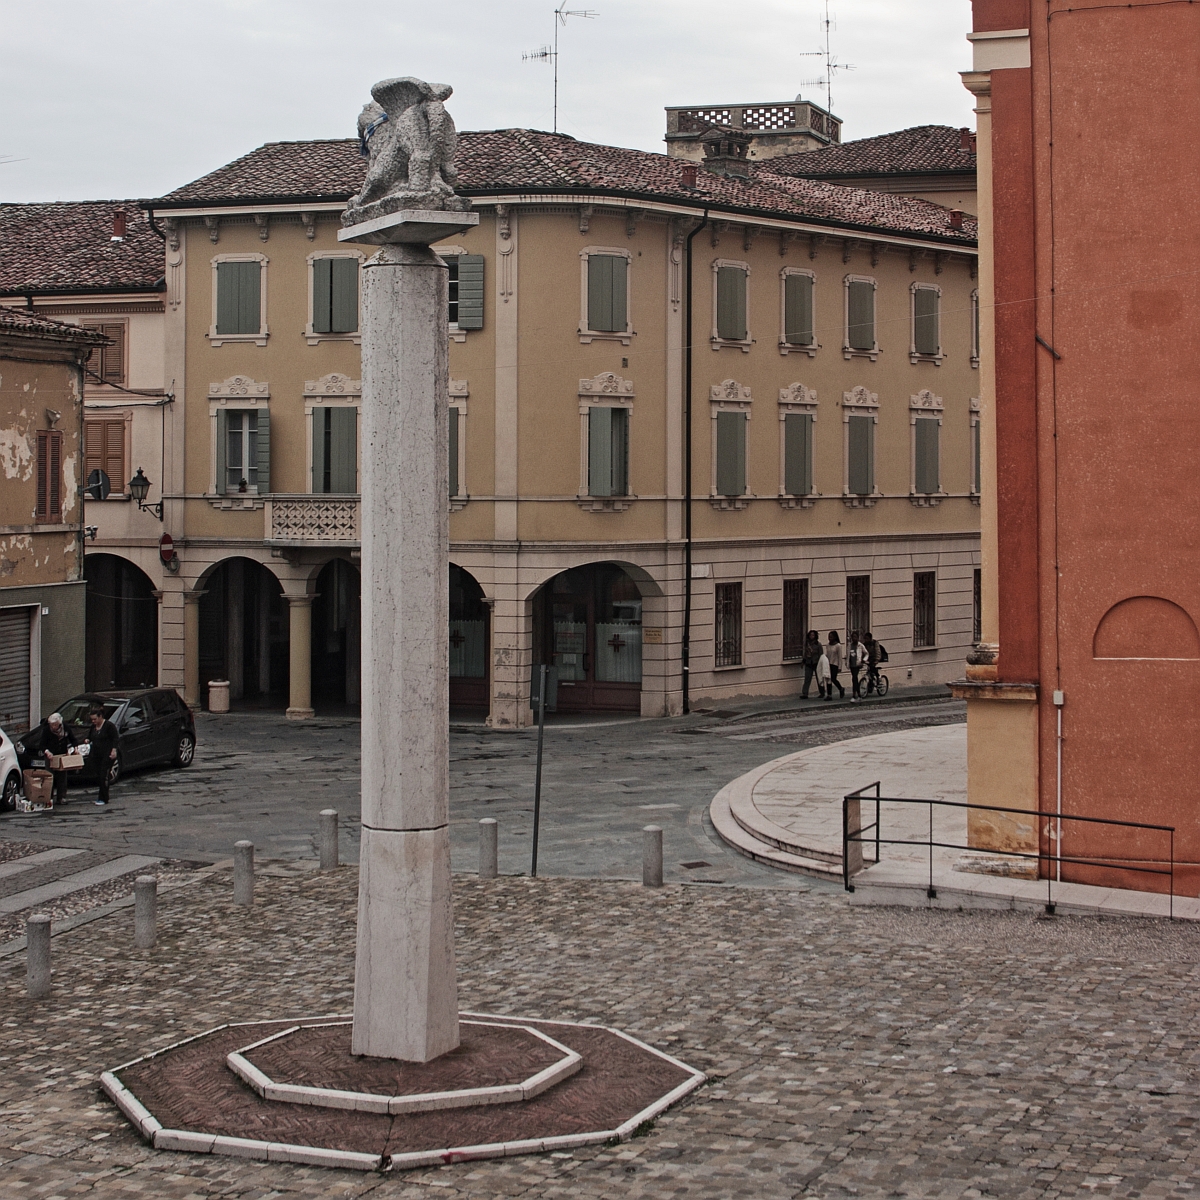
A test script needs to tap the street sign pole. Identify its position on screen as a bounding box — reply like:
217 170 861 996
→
531 663 547 877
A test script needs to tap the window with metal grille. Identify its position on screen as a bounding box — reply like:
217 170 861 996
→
973 568 982 643
782 578 809 661
913 572 937 648
714 582 743 668
35 430 62 521
845 575 870 640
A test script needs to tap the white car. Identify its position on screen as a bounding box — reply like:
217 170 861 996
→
0 725 21 809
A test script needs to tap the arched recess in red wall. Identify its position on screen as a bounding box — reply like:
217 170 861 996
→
1093 597 1200 660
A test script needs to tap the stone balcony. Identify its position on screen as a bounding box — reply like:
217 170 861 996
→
264 495 360 547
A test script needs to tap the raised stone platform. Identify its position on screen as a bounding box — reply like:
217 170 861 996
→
102 1011 704 1172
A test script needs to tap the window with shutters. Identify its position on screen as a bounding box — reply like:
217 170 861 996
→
84 415 128 497
307 253 361 343
910 283 942 363
714 582 743 668
578 247 631 344
714 410 747 499
781 412 814 498
82 322 126 386
970 289 980 367
35 430 63 522
970 398 981 500
843 275 878 360
711 259 751 350
913 571 937 649
311 406 358 494
440 250 484 335
842 387 878 505
586 405 630 498
909 390 943 505
779 269 817 356
782 578 809 661
845 574 871 641
225 411 260 493
210 254 268 346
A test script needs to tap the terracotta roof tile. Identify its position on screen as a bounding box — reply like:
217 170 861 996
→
0 306 110 343
768 125 977 180
155 130 976 245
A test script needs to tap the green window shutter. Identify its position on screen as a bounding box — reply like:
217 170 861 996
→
312 258 332 334
312 407 328 492
588 255 618 332
216 263 240 335
914 287 939 355
588 406 614 496
610 255 628 332
973 420 981 493
611 407 629 496
784 274 813 345
915 419 939 494
214 409 227 493
784 412 812 496
456 254 484 329
717 266 747 341
847 280 874 350
256 407 270 494
716 411 746 496
848 414 873 495
237 262 261 335
448 407 459 498
331 258 358 333
329 407 357 493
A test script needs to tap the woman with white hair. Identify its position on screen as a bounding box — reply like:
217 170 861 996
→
38 712 77 806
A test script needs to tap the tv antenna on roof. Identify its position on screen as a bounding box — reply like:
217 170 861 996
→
797 0 854 116
523 2 598 134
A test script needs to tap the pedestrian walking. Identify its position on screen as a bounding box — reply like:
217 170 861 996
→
847 631 868 702
863 632 881 695
801 630 822 699
85 707 118 807
37 712 77 806
816 645 832 700
825 631 846 700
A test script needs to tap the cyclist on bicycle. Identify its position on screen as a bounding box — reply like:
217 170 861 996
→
863 632 888 695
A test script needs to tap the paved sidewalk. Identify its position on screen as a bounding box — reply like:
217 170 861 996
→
3 864 1200 1197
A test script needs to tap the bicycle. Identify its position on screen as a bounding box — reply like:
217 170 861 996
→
864 664 890 697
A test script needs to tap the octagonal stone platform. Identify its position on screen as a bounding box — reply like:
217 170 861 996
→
102 1012 705 1171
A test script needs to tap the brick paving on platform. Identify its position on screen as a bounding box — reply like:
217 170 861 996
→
2 863 1200 1198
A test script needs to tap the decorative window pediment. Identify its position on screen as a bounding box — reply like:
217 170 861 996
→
209 375 269 403
909 388 944 414
842 385 878 411
710 379 752 407
778 382 817 411
579 371 634 400
304 372 361 399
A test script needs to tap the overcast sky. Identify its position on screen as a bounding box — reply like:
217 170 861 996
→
1 0 974 203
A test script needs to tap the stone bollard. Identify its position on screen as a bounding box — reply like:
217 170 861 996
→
319 809 339 871
643 825 664 888
27 913 51 998
234 840 254 906
134 876 157 948
479 818 498 880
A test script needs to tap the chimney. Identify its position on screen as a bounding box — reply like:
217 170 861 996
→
699 126 753 179
111 209 127 243
681 162 698 189
959 127 976 153
949 209 964 230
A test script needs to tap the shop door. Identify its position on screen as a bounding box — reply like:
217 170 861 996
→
0 607 32 733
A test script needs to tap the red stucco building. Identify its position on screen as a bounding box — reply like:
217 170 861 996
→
957 0 1200 892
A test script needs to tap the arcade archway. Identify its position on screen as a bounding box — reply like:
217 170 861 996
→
450 564 489 710
84 554 158 690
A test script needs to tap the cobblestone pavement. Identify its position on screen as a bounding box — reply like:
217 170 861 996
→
2 864 1200 1198
0 691 965 889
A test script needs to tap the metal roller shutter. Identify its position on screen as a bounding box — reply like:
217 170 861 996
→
0 607 32 733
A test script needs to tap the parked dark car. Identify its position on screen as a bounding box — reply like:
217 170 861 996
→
14 688 196 794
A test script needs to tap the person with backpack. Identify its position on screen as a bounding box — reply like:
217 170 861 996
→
825 631 846 700
847 631 868 702
800 629 822 699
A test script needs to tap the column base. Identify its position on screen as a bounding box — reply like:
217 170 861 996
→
285 706 315 720
352 825 459 1062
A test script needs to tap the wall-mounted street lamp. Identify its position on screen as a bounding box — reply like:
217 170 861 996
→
128 468 163 521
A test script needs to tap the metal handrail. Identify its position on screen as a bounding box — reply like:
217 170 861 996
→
842 784 1176 919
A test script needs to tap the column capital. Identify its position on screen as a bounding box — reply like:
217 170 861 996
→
182 589 207 607
284 592 316 607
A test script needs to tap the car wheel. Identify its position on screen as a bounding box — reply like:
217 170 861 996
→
173 732 196 768
2 771 19 811
106 754 122 787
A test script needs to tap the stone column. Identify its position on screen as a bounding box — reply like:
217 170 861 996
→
286 596 315 720
183 590 203 709
340 208 477 1062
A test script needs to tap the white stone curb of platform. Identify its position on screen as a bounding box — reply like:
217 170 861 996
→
225 1019 582 1114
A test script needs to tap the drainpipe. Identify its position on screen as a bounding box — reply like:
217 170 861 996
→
1053 689 1064 881
681 208 709 716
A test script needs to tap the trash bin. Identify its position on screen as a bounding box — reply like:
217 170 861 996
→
208 680 230 714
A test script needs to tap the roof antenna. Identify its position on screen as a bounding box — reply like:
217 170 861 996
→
523 2 597 134
796 0 854 117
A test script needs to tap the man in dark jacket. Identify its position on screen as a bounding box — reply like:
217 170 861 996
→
86 708 118 807
801 630 822 699
39 712 77 805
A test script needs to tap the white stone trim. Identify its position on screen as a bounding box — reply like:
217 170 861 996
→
970 288 980 368
208 252 268 346
843 274 879 361
970 396 982 504
711 258 752 352
304 250 363 345
777 382 818 508
450 380 469 509
909 389 945 507
967 28 1031 72
778 266 818 357
208 377 269 496
909 280 944 365
578 245 634 345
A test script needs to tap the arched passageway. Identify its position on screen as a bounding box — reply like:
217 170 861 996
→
198 558 286 709
312 558 361 710
450 564 489 711
532 562 643 712
84 554 158 690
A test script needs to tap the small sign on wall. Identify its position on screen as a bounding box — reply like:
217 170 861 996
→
643 628 663 645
